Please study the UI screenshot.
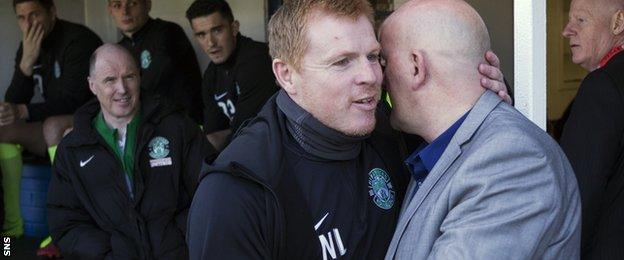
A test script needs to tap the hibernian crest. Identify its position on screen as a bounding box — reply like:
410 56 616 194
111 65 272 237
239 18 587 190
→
368 168 395 210
148 136 169 159
54 61 61 78
140 50 152 69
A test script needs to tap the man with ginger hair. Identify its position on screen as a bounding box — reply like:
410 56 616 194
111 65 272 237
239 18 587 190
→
560 0 624 258
187 0 509 259
380 0 580 259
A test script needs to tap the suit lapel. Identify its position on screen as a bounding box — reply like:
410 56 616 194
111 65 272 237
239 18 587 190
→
386 91 503 258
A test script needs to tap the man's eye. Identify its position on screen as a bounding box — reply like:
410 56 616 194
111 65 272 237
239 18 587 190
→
104 78 116 84
112 3 121 9
367 53 380 63
334 58 349 67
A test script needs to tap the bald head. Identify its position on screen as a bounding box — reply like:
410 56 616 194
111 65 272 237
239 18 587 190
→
89 43 137 78
382 0 490 67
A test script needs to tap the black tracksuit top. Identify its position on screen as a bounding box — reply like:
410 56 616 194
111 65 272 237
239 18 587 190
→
202 34 279 135
6 19 102 121
119 18 203 124
47 97 215 259
187 94 409 260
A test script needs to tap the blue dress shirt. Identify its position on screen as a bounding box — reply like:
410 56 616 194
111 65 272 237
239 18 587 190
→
404 112 469 198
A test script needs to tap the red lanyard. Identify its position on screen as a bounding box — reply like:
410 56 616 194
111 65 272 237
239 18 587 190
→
598 45 624 69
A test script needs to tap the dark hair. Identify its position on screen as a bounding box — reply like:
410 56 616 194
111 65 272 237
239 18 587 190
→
13 0 55 11
186 0 234 23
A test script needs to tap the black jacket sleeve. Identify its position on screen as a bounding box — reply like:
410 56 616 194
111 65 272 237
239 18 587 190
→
230 53 279 133
560 70 624 253
175 117 217 233
26 36 101 121
47 143 112 259
187 173 276 260
5 46 35 104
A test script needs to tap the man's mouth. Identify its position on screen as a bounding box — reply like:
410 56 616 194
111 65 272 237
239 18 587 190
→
353 96 378 110
114 96 131 103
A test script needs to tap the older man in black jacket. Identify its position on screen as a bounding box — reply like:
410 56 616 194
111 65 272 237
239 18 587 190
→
560 0 624 258
47 43 215 259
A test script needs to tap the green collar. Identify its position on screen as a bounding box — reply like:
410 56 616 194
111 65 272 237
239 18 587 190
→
92 110 141 184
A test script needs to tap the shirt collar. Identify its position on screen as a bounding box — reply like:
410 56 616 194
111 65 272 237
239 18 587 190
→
598 44 624 69
404 111 469 179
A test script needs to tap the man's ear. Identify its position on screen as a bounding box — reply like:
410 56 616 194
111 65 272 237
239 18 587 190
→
145 0 152 12
87 77 98 96
612 10 624 35
272 59 297 95
411 50 427 91
231 20 240 36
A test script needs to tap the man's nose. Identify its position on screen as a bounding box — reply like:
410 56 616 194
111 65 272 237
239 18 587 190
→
562 23 575 38
356 60 379 86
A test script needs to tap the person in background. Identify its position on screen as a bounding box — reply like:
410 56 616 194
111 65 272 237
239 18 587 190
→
560 0 624 258
186 0 279 151
1 0 101 256
47 43 214 259
108 0 204 124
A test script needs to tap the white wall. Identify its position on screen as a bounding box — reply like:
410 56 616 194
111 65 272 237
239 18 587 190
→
0 3 23 102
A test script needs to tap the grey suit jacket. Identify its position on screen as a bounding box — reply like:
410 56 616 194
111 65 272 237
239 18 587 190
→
385 91 581 260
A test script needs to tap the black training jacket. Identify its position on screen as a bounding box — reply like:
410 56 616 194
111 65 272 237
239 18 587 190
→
48 97 216 259
187 94 409 259
119 18 203 124
6 19 102 121
202 34 279 135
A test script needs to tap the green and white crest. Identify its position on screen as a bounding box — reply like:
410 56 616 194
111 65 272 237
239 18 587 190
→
368 168 395 210
148 136 170 159
140 50 152 69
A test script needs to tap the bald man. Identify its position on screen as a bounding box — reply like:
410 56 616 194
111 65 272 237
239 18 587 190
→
559 0 624 258
47 43 213 259
380 1 580 259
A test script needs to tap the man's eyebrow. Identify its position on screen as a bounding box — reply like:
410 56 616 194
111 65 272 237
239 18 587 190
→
210 25 224 31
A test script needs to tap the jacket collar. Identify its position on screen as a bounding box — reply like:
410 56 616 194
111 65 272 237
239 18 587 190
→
67 95 170 147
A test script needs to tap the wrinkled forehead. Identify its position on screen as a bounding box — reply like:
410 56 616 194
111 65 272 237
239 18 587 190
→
306 11 376 44
571 0 618 14
94 55 138 77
